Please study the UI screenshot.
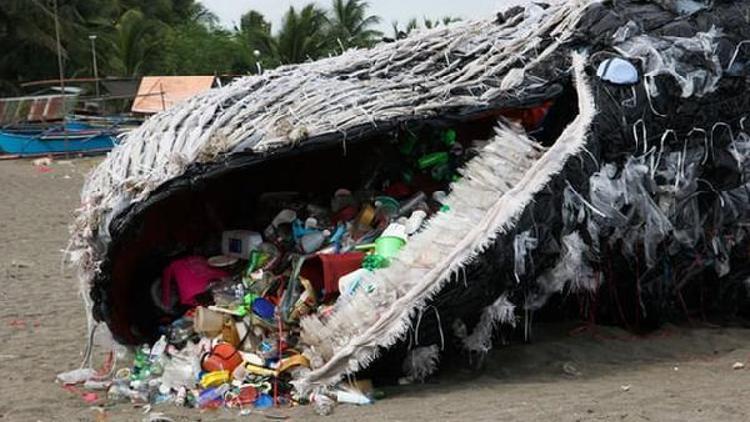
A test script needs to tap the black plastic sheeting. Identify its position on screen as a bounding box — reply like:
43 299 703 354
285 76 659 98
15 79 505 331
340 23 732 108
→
403 0 750 360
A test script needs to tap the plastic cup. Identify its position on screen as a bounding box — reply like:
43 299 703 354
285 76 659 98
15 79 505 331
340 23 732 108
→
375 196 400 215
375 236 406 259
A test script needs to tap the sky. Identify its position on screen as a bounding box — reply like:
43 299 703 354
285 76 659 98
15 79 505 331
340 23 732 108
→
198 0 521 33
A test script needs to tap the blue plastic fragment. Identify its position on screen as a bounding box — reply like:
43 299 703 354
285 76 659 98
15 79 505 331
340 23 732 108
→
255 393 274 409
252 297 276 320
329 223 347 245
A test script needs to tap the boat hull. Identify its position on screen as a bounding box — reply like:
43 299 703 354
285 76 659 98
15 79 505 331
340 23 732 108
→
0 130 117 156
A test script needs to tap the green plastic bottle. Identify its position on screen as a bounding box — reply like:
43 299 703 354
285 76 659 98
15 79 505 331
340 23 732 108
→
442 129 457 146
417 152 449 170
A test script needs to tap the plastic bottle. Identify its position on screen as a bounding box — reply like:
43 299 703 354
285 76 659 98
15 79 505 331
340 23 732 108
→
335 388 372 405
83 379 111 390
150 335 167 361
149 336 168 376
175 386 187 407
168 317 195 345
398 192 427 216
442 128 457 146
417 152 449 170
431 163 453 181
107 383 131 403
107 382 149 403
153 389 174 405
197 384 230 408
56 368 97 384
131 347 152 381
405 210 427 235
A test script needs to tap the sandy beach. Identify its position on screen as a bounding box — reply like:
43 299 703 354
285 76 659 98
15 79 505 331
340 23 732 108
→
2 157 750 422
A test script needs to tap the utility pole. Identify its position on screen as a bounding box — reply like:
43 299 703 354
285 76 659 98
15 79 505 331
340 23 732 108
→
53 0 66 99
53 0 69 156
89 35 100 98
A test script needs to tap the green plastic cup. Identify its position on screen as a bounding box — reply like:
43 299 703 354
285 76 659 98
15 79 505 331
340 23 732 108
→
375 236 406 259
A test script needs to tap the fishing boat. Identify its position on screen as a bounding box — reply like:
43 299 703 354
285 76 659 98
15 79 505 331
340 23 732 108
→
67 113 143 131
0 124 118 157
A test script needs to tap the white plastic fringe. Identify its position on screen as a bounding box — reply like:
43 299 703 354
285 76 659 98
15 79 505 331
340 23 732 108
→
525 231 596 311
402 345 441 382
293 52 596 392
462 294 517 354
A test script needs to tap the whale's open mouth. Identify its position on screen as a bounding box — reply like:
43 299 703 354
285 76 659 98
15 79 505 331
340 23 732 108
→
88 51 591 390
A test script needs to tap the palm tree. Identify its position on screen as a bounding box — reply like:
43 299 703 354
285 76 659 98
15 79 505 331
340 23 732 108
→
0 1 60 57
392 16 461 39
423 16 462 29
0 0 91 92
237 10 278 70
327 0 382 51
275 5 328 64
108 9 160 77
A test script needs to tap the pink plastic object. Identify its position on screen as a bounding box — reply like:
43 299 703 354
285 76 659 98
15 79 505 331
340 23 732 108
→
162 256 229 307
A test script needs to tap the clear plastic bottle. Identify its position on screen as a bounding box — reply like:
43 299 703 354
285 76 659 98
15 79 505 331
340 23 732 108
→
175 386 187 407
168 318 195 345
56 368 97 384
150 335 168 361
107 382 149 403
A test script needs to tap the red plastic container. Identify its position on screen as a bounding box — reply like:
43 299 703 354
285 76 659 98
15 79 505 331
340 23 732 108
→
300 252 365 301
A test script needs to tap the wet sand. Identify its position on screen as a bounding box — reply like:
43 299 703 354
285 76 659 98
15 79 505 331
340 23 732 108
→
1 157 750 421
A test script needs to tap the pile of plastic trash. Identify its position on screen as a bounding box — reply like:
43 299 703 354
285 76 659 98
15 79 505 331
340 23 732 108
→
58 127 471 415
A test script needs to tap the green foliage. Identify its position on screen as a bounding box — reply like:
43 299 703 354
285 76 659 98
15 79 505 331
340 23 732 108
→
392 16 462 39
107 9 162 77
275 5 329 64
0 0 114 92
161 22 249 75
327 0 382 51
237 10 278 70
0 0 463 96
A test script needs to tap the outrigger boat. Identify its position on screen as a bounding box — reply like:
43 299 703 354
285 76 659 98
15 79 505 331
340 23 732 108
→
0 123 118 157
0 90 135 157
